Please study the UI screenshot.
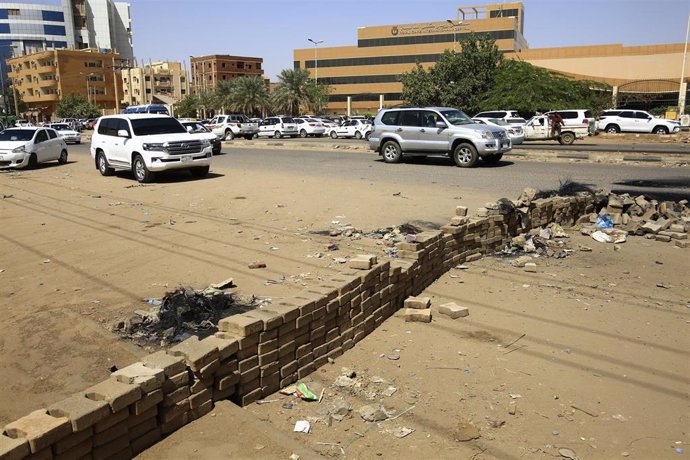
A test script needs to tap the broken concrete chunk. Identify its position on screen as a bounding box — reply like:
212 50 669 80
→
524 262 537 273
358 405 388 422
111 362 165 393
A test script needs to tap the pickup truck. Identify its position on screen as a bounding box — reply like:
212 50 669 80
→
207 114 259 140
523 115 589 145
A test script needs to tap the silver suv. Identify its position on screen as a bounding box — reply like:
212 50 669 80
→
369 107 511 167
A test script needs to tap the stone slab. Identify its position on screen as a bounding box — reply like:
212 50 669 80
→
438 302 470 319
48 393 111 432
3 409 72 454
111 362 164 393
85 379 142 413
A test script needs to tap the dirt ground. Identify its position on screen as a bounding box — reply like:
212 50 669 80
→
1 150 688 459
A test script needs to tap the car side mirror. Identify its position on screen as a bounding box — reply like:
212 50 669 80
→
647 116 652 120
117 129 130 138
436 121 448 129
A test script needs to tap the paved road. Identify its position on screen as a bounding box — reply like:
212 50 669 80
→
65 144 689 202
237 136 690 154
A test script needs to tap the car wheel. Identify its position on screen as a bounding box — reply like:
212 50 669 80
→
244 135 253 140
365 131 371 141
190 166 210 178
58 149 68 165
652 126 669 135
274 131 282 139
76 141 81 145
330 131 338 139
381 141 402 163
605 124 620 134
453 142 478 168
559 132 575 145
132 154 154 183
27 153 38 169
96 151 114 176
224 130 234 141
483 153 503 165
354 131 362 139
299 129 307 138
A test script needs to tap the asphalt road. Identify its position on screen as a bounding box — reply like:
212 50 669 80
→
64 144 689 202
239 136 690 154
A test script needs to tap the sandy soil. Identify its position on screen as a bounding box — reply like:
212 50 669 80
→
1 150 688 460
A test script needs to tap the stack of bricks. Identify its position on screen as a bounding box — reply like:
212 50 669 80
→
0 193 599 460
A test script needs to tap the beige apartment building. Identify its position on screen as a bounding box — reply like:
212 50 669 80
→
7 48 122 121
121 61 190 109
293 2 689 114
190 55 264 93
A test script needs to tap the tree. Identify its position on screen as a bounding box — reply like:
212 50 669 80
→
399 33 503 114
174 95 198 118
213 80 235 112
228 76 270 117
56 93 100 119
303 81 330 114
196 90 215 119
479 60 611 116
271 68 311 116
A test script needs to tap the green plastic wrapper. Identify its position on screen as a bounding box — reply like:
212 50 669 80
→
296 382 318 401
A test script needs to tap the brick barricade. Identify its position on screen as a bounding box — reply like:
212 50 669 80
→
0 194 594 459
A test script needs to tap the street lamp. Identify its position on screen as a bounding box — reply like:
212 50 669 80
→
446 19 469 52
307 38 324 85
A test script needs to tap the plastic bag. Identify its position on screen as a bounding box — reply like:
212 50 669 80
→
595 214 613 229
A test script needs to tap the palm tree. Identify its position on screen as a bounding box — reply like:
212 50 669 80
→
214 80 235 112
196 90 215 119
271 68 311 116
228 76 270 117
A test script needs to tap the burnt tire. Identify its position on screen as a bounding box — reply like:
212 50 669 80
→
453 143 478 168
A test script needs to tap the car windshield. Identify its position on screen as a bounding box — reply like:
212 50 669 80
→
440 110 474 126
130 118 186 136
282 117 295 123
488 118 508 125
0 129 34 141
507 118 526 124
52 124 71 130
183 123 209 133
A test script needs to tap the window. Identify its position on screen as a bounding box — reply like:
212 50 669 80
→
130 118 186 136
0 24 9 33
115 118 130 136
557 111 578 119
620 111 636 119
35 130 49 143
47 129 57 139
42 10 64 22
98 118 119 136
237 62 244 69
44 25 66 36
381 111 399 125
144 76 150 81
222 63 225 68
421 110 441 128
8 9 20 16
84 61 102 68
399 111 421 127
635 111 651 119
357 30 514 48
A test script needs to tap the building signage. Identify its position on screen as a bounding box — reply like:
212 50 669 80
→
390 23 456 36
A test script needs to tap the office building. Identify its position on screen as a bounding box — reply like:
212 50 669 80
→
7 48 122 120
190 55 264 94
122 61 190 109
293 2 689 114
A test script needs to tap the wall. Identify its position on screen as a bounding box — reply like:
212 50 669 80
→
0 194 594 460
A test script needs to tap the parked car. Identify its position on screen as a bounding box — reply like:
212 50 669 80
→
0 127 68 169
523 115 589 144
473 110 521 121
595 109 680 134
90 114 212 183
316 117 339 133
294 118 326 137
505 117 528 127
257 116 298 138
181 121 222 154
329 119 372 139
207 114 259 140
369 107 510 167
473 118 523 145
544 109 595 134
45 123 82 144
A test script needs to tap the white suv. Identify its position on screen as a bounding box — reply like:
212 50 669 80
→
473 110 520 121
596 109 680 134
90 114 212 183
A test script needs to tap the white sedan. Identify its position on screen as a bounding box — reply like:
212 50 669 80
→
46 123 82 144
294 118 326 137
473 118 524 145
0 127 68 169
328 119 372 140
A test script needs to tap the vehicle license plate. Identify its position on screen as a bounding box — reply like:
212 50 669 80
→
181 155 192 162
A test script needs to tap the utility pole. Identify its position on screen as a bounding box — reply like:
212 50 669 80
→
679 12 690 116
307 38 324 85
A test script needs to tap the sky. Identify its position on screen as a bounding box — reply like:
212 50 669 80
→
20 0 690 80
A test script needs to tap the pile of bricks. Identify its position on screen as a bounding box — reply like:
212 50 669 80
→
0 193 610 460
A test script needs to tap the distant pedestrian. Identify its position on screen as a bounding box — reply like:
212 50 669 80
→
548 112 563 138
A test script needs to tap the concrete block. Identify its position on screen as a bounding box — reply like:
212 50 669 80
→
128 417 157 442
54 437 92 460
438 302 469 319
192 358 220 380
161 370 190 393
85 380 141 413
456 205 468 216
126 406 156 429
190 378 212 394
159 399 189 424
0 434 30 460
524 262 537 272
141 350 186 377
349 255 375 270
93 409 128 434
218 314 263 337
656 235 672 242
3 410 72 454
245 309 284 331
675 239 689 248
163 386 190 407
111 362 164 393
215 373 239 392
130 427 161 455
202 335 238 361
160 411 188 435
48 393 111 432
93 420 127 447
52 427 93 455
133 388 163 416
239 388 262 406
404 296 431 309
24 448 51 460
169 336 219 371
189 388 212 410
189 400 213 421
92 432 129 460
402 308 432 323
